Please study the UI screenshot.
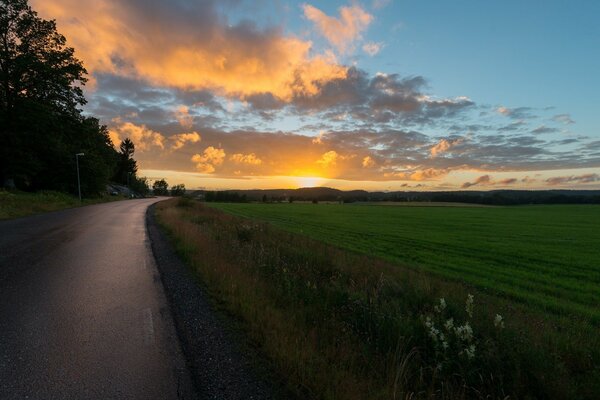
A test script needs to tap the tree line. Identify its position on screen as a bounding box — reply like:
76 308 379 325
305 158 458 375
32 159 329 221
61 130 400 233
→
0 0 187 198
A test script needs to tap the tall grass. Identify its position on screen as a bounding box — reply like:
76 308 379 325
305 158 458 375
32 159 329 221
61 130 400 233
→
156 199 599 399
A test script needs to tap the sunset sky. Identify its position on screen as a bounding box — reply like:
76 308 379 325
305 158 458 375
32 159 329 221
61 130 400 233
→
33 0 600 190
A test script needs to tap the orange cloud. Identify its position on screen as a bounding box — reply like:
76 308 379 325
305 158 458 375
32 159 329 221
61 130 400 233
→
362 156 375 168
317 150 343 168
170 132 201 151
174 106 193 129
303 4 373 54
191 146 226 174
32 0 347 101
383 168 450 181
430 138 462 158
109 121 165 151
230 153 263 165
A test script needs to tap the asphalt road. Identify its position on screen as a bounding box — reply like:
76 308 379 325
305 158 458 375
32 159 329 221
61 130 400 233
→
0 199 196 399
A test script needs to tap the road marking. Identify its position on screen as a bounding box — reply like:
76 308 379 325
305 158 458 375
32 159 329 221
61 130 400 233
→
143 308 155 345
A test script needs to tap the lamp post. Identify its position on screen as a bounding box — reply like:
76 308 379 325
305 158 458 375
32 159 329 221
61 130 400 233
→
75 153 85 202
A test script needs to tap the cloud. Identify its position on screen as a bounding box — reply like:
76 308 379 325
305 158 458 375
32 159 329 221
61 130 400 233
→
531 125 559 134
383 168 451 181
372 0 391 10
317 150 344 167
461 175 521 188
170 132 201 150
109 121 165 151
497 178 518 185
191 146 226 174
498 120 526 132
230 153 263 165
552 113 575 125
496 106 535 120
362 156 375 168
291 67 474 123
546 173 600 186
303 4 373 54
362 42 383 56
430 138 462 158
461 175 492 188
33 0 347 102
174 106 193 129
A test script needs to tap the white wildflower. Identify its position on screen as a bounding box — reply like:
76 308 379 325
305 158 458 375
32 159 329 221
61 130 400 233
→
434 298 447 313
454 322 473 342
465 294 474 318
425 316 433 329
463 344 476 359
444 318 454 331
494 314 505 328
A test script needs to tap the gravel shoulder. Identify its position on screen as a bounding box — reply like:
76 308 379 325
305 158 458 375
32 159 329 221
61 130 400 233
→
146 204 291 400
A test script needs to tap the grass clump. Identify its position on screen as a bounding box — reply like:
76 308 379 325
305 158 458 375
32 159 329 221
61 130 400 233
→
156 199 599 399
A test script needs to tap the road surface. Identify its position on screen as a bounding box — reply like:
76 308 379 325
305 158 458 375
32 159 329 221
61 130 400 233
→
0 199 196 399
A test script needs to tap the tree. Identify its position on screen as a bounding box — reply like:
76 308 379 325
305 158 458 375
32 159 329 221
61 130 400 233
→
130 176 150 197
113 137 138 186
152 179 169 196
0 0 87 116
0 0 120 194
170 184 185 196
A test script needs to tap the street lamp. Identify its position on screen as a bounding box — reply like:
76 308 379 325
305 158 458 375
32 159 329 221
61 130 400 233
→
75 153 85 202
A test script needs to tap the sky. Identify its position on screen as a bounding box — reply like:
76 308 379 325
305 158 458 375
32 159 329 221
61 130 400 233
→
32 0 600 190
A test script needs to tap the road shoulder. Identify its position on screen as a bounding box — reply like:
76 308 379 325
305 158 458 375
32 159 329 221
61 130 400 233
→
146 203 290 400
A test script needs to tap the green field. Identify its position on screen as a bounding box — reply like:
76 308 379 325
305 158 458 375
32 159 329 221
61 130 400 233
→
211 202 600 323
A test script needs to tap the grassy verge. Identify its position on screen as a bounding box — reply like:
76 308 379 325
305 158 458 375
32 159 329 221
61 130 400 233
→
156 198 599 399
0 189 127 220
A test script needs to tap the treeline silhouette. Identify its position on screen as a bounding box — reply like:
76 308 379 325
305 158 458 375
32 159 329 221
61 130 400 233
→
204 191 248 202
198 188 600 205
0 0 147 196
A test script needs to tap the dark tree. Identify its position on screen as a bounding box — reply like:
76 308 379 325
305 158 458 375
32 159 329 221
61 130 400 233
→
0 0 120 194
170 184 186 196
113 138 138 186
130 176 150 197
152 179 169 196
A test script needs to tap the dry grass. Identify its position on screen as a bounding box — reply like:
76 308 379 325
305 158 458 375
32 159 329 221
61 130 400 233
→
156 198 599 399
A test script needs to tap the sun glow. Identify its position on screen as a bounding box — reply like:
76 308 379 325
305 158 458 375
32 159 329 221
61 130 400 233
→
295 176 325 188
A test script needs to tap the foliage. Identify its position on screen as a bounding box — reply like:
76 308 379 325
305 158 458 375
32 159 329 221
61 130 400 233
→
152 179 169 195
0 0 128 197
170 183 186 196
157 200 600 399
129 176 150 196
204 190 247 202
112 138 138 186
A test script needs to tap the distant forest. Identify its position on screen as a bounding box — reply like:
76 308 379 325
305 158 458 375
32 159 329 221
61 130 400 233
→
0 0 147 196
198 187 600 206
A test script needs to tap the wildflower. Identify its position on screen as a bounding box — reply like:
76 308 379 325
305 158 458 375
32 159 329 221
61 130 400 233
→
454 322 473 342
425 316 433 329
494 314 505 328
434 298 447 313
444 318 454 331
463 344 476 359
465 294 474 318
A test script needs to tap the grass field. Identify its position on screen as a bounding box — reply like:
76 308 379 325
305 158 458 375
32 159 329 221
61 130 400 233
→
211 203 600 323
158 199 600 399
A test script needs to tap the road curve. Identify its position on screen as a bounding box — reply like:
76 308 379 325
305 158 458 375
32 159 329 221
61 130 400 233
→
0 199 196 399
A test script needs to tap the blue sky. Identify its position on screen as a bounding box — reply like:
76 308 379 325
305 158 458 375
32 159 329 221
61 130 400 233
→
33 0 600 190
